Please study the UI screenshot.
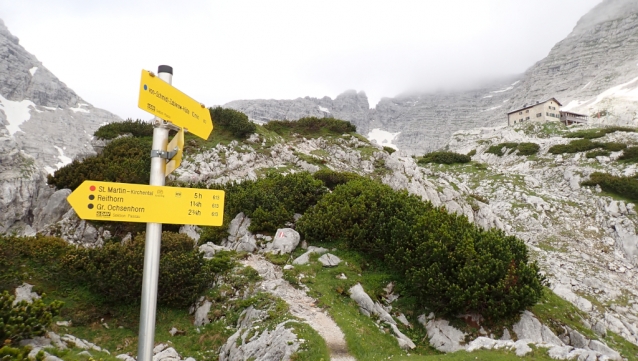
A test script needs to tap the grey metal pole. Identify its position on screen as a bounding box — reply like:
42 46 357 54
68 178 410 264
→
137 65 173 361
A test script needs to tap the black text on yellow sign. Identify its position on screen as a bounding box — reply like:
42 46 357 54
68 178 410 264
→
138 70 213 140
67 181 225 226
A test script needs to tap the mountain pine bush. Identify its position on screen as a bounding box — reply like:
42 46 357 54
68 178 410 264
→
486 142 539 156
563 126 635 139
0 291 63 345
419 151 471 165
297 178 546 321
264 117 356 137
47 136 151 190
93 119 153 140
312 169 362 190
618 146 638 162
485 142 519 156
63 232 229 307
581 172 638 202
209 106 256 139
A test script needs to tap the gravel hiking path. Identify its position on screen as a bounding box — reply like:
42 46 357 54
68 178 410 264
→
242 254 357 361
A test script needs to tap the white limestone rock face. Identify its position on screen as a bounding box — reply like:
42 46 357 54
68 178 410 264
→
222 213 257 252
349 283 416 349
418 313 465 353
0 19 121 171
219 306 299 361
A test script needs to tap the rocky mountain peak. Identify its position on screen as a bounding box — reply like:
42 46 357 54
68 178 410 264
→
572 0 638 35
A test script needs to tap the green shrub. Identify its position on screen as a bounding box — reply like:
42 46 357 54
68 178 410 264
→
601 142 627 152
516 142 540 156
264 117 356 137
548 139 600 154
312 169 362 190
383 146 396 154
0 291 63 345
585 150 611 158
485 143 519 156
93 119 153 140
582 172 638 202
63 232 229 307
0 346 44 361
419 151 471 165
564 126 635 139
209 106 256 139
619 147 638 162
47 136 152 190
467 149 477 157
297 179 545 321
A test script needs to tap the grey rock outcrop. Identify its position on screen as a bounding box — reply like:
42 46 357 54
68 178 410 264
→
222 213 257 252
219 306 299 361
418 313 465 353
13 283 40 305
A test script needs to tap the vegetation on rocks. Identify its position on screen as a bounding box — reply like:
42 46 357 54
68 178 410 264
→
486 142 539 156
47 136 152 190
581 172 638 202
0 291 63 345
419 151 471 165
312 169 363 190
209 106 256 139
297 178 546 321
64 232 231 307
264 116 356 138
548 139 627 155
93 119 153 140
585 149 611 158
563 126 635 139
618 146 638 162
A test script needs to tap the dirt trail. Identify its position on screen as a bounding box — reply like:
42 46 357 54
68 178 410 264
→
242 254 356 361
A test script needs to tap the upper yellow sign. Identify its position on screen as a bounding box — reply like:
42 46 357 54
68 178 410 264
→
138 70 213 140
67 181 225 226
165 128 184 176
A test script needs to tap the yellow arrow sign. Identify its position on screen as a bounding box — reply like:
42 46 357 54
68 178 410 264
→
67 181 225 226
138 70 213 140
165 128 184 176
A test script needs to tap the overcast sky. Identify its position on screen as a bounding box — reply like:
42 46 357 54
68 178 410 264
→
1 0 601 120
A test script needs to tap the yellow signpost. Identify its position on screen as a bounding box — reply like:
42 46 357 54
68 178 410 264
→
67 180 225 226
165 128 184 176
138 70 213 140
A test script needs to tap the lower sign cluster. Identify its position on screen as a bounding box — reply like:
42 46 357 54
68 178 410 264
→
67 181 225 226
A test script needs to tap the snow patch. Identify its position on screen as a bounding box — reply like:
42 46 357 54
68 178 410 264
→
483 105 502 112
29 67 38 76
318 106 330 113
367 128 400 150
503 99 510 103
511 80 520 86
562 100 588 112
0 93 35 135
582 81 592 90
482 95 493 99
70 103 90 113
53 146 72 169
491 86 513 94
43 106 57 111
44 166 56 175
589 75 638 107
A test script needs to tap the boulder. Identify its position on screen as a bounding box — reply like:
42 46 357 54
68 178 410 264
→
292 246 328 265
199 242 227 259
419 315 465 353
13 283 40 305
569 329 589 349
179 225 201 244
318 253 341 267
32 188 71 230
588 339 622 360
267 228 300 255
193 300 212 327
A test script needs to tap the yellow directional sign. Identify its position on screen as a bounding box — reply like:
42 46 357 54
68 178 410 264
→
138 70 213 140
165 128 184 176
67 181 225 226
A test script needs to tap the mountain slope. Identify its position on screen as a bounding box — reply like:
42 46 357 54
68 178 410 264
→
224 0 638 155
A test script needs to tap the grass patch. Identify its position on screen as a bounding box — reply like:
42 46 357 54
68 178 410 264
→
264 117 356 139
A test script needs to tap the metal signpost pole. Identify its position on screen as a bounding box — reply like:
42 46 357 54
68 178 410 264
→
137 65 173 361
